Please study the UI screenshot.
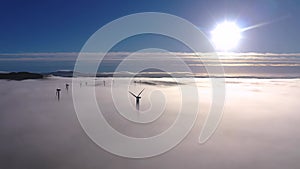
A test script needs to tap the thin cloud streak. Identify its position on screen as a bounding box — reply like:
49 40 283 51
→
1 51 300 58
1 52 300 67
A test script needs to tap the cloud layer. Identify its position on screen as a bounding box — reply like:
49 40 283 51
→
1 52 300 78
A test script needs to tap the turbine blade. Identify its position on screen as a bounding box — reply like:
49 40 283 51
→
137 88 145 97
129 91 137 97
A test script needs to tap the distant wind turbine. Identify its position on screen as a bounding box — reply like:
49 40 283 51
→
65 83 69 92
56 88 61 101
129 88 145 110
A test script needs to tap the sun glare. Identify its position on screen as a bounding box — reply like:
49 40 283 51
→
211 21 241 51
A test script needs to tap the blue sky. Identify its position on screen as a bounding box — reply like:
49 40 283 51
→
1 0 300 53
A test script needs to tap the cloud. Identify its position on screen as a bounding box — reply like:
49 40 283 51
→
1 52 300 78
1 78 300 168
1 51 300 61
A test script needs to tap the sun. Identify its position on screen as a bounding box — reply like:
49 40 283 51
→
211 21 241 51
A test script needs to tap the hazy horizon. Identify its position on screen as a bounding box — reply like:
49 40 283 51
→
1 52 300 78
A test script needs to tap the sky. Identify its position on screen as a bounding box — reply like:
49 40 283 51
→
1 0 300 53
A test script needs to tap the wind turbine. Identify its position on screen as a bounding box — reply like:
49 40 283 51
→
65 83 70 92
129 88 145 110
56 88 61 101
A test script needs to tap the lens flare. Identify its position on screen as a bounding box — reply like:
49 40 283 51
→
211 21 241 51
